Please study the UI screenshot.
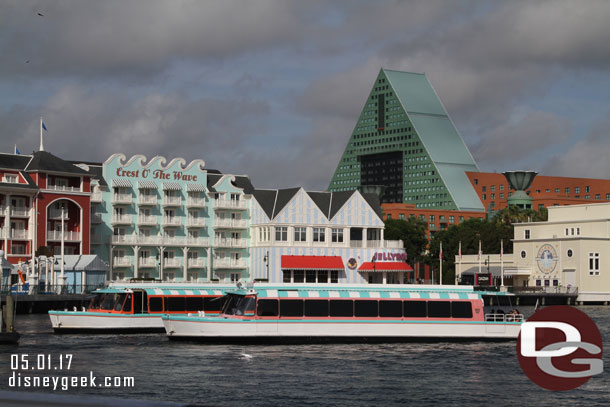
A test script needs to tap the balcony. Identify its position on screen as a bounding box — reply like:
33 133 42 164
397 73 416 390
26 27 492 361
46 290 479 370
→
186 197 206 208
47 230 81 242
349 240 404 249
10 229 30 240
90 234 102 245
214 218 248 229
214 259 247 269
139 257 158 268
47 184 81 193
10 207 30 217
138 195 157 206
163 258 181 268
91 192 103 203
113 257 132 267
91 213 102 224
112 194 132 205
112 214 132 225
48 209 68 220
163 217 181 227
187 258 206 268
213 199 247 210
162 196 181 207
214 238 247 248
138 215 157 226
111 235 210 247
187 217 206 227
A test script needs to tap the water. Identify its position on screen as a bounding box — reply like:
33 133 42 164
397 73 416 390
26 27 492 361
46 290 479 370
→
1 308 610 406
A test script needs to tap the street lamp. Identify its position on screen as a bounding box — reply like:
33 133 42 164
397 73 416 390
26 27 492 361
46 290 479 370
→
263 251 269 281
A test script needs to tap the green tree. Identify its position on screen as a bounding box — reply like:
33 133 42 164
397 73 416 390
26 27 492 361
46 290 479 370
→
384 218 428 267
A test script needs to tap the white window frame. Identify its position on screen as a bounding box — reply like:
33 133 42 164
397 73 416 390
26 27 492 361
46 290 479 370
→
589 252 600 276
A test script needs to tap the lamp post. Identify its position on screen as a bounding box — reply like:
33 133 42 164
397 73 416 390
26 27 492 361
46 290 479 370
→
263 251 269 282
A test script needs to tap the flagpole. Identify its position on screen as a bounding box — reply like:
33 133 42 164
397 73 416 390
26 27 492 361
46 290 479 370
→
39 117 44 151
500 239 504 288
439 241 442 286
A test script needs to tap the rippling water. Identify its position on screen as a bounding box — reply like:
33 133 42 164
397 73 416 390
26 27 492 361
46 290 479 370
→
1 308 609 406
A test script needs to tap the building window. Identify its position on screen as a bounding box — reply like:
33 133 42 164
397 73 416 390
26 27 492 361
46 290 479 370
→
490 185 495 192
565 228 569 236
294 227 307 242
499 185 504 191
449 216 454 223
567 249 573 258
482 194 486 200
331 228 344 243
521 250 526 258
606 193 610 200
500 193 504 199
399 214 405 220
596 194 601 200
3 174 18 183
387 214 392 220
275 226 288 242
491 193 495 200
556 188 560 193
565 187 570 194
474 178 478 185
585 195 590 199
586 186 590 193
459 216 464 223
575 187 580 194
577 227 580 235
589 252 600 276
524 230 530 239
429 215 435 223
482 186 486 192
536 279 541 287
313 227 325 242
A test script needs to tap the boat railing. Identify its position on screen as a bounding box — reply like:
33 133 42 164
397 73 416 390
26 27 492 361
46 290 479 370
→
485 313 524 322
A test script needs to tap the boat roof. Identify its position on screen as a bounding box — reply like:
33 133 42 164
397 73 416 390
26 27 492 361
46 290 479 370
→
94 288 133 294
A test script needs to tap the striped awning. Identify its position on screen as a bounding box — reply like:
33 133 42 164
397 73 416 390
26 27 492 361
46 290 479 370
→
138 180 157 189
281 255 344 271
358 262 413 273
186 183 206 192
112 179 132 188
163 182 182 191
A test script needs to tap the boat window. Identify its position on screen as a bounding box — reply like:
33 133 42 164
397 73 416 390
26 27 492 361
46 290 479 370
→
354 300 378 317
224 295 256 316
204 296 225 312
497 296 512 307
304 300 329 317
149 297 163 312
257 299 279 317
123 294 132 312
428 301 451 318
451 302 473 318
100 294 116 310
404 301 427 317
166 296 186 312
186 297 205 312
279 299 303 317
379 300 402 317
88 294 103 309
113 294 127 311
329 300 353 317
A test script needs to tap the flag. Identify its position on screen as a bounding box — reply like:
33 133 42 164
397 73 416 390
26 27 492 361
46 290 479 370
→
15 148 20 154
478 240 481 261
500 239 504 260
42 122 48 131
458 241 462 260
439 242 443 260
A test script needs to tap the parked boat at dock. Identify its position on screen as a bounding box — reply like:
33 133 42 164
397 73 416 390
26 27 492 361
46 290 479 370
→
162 285 524 342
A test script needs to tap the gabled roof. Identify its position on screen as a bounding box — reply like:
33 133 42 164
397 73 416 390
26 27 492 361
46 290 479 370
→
360 192 383 219
0 153 32 170
232 176 255 194
252 189 278 219
206 174 222 192
306 191 332 218
329 190 357 219
25 151 89 175
273 187 301 218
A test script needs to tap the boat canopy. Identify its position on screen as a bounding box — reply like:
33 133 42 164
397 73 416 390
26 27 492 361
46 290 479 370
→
93 288 133 294
142 288 228 296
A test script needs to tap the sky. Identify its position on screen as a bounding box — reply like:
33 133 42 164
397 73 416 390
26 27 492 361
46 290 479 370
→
1 0 610 190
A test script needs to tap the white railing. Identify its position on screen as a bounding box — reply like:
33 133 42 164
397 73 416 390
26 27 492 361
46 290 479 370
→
214 238 247 248
112 194 132 204
187 258 206 268
11 229 29 240
90 234 102 245
162 196 181 206
214 199 248 210
214 259 247 269
485 313 524 323
186 197 206 207
48 209 68 220
10 207 29 217
47 230 81 241
385 240 404 249
111 235 210 247
91 192 103 202
138 215 157 225
112 214 132 224
214 218 248 228
138 195 157 205
139 258 158 268
163 258 181 268
350 240 404 249
187 217 206 227
0 207 7 216
91 213 102 223
163 217 181 226
47 185 81 192
113 257 132 267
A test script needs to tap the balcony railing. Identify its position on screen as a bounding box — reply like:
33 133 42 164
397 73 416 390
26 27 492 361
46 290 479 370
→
10 207 30 217
47 184 81 192
162 196 181 206
91 192 103 203
163 258 181 268
186 197 206 207
214 238 247 248
214 259 247 269
47 230 81 241
139 257 158 268
214 218 248 229
163 217 181 227
350 240 404 249
112 194 132 204
111 235 210 247
138 215 157 225
48 209 68 220
10 229 29 240
213 199 248 210
112 214 132 224
138 195 157 205
187 258 206 268
187 217 206 227
113 257 132 267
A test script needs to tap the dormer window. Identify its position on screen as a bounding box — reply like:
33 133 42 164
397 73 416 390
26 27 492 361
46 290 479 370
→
3 174 17 183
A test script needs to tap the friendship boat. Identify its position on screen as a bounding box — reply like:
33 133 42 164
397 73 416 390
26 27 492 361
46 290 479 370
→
162 285 524 342
48 283 234 333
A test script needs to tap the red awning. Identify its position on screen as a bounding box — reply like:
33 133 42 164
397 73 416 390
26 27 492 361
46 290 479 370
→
358 262 413 273
281 255 345 271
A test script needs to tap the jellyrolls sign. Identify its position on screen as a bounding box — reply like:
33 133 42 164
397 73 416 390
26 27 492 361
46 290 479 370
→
372 252 407 262
517 306 603 391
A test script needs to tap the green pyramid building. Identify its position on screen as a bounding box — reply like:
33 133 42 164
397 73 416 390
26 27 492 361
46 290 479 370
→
328 68 485 212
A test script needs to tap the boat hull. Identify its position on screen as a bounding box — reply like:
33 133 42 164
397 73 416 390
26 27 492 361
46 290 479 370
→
49 311 165 333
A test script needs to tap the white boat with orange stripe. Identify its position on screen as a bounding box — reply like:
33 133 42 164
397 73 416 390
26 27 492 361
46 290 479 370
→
162 284 524 342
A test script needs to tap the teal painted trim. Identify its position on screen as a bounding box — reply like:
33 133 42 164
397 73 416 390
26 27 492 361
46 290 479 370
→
94 288 130 294
48 311 166 318
177 289 186 295
359 292 370 298
438 293 449 299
